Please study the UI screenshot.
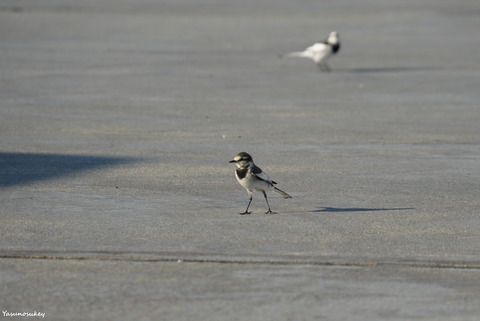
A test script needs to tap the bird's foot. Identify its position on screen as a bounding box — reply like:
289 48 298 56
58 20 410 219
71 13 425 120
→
265 209 277 214
239 211 252 215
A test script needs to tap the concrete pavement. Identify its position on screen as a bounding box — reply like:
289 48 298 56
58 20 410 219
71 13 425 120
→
1 0 480 320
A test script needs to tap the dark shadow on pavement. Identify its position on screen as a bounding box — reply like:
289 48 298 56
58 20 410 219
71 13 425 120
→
0 152 139 187
311 207 415 213
345 67 439 73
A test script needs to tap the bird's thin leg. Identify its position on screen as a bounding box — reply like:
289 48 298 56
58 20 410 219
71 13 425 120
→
239 195 252 215
263 191 275 214
317 62 329 72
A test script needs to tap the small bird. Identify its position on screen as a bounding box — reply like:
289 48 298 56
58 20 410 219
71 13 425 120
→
281 31 340 72
229 152 292 215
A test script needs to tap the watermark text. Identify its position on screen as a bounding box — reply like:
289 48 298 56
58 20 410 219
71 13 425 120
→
2 311 45 318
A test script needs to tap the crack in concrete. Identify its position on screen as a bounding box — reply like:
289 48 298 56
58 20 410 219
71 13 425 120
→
1 250 479 270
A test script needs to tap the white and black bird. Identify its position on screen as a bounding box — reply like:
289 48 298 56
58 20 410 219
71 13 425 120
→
281 31 340 72
229 152 292 215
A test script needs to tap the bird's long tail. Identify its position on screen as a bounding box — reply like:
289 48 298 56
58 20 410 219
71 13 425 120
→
273 187 292 199
280 52 305 59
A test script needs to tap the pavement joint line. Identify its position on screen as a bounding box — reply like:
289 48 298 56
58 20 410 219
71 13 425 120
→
1 251 480 270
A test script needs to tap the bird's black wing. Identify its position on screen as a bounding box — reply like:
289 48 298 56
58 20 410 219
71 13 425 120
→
251 165 276 185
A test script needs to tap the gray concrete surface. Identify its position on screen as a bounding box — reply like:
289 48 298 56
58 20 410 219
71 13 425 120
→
1 0 480 320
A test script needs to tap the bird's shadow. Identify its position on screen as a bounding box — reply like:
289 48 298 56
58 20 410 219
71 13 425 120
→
342 66 439 73
311 207 414 213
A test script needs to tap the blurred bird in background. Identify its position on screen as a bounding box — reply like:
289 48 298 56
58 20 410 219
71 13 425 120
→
281 31 340 72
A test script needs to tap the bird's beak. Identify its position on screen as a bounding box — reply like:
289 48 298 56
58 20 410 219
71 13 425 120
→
229 160 236 163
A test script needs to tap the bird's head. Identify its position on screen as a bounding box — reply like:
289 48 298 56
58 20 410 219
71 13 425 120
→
327 31 339 45
229 152 253 168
